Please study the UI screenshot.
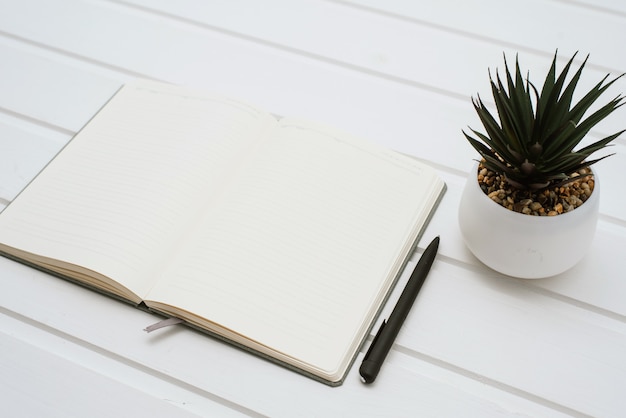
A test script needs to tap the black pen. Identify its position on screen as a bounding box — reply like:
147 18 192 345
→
359 236 439 384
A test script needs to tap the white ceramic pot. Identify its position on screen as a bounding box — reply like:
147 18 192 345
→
458 163 600 279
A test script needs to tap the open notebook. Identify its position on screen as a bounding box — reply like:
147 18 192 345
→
0 80 445 385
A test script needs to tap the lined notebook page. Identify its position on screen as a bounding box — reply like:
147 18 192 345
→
0 81 277 299
146 118 442 378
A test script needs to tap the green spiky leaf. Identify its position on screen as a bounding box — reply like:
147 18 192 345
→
464 51 624 190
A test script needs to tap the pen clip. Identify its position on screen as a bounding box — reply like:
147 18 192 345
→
363 319 386 361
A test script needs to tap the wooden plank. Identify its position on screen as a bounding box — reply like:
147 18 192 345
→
0 120 67 203
596 150 626 221
109 0 626 136
395 261 626 417
1 8 624 223
555 0 626 15
334 0 626 71
0 8 478 171
530 219 626 316
0 257 576 417
1 0 624 136
0 42 120 133
0 325 224 417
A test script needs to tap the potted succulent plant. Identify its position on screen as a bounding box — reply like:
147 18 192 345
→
458 51 624 278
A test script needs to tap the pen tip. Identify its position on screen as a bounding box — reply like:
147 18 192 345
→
426 236 440 252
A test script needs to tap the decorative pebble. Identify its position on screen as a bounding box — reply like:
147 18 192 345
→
520 199 533 207
476 161 594 217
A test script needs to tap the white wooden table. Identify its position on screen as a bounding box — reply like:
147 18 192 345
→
1 1 625 417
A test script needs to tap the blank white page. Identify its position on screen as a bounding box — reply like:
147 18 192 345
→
0 81 277 300
146 118 443 380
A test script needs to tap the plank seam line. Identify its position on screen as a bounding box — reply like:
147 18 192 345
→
0 8 622 173
395 346 593 418
599 212 626 228
400 153 469 179
0 105 75 136
98 0 625 140
326 0 624 74
438 254 626 324
0 29 153 81
99 0 470 102
0 305 268 418
550 0 626 18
